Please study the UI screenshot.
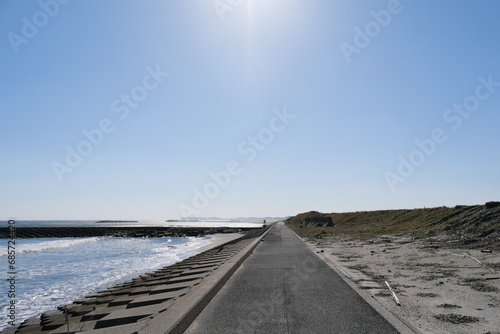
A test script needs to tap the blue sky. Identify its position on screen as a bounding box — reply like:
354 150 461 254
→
1 0 500 220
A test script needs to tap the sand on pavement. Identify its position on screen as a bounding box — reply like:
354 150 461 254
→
309 235 500 334
196 233 245 252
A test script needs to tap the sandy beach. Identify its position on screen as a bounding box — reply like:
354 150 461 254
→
309 235 500 334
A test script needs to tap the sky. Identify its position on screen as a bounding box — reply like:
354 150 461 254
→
1 0 500 220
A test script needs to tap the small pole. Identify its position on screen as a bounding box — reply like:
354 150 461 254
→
385 281 401 306
462 251 495 273
64 305 70 334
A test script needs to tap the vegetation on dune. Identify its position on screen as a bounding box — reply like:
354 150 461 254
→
286 202 500 249
469 282 499 292
436 303 462 309
434 313 481 324
290 211 334 227
416 292 439 298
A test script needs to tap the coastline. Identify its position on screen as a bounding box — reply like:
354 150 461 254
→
4 227 271 333
0 233 244 333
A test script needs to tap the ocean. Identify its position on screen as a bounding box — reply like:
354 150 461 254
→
1 220 262 330
8 220 263 228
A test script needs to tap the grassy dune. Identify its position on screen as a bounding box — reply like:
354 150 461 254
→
286 202 500 249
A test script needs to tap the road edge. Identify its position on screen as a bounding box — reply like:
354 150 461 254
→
140 223 277 334
288 227 423 334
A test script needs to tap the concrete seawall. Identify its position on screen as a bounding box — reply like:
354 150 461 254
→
4 224 274 333
3 223 416 333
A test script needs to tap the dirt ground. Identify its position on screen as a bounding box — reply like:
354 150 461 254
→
309 235 500 334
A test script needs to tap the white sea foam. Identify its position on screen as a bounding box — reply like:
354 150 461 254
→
0 237 99 257
0 236 212 331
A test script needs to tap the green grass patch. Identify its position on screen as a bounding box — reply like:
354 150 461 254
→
437 303 462 309
375 291 392 297
486 262 500 269
338 255 361 262
435 269 457 277
307 230 327 239
470 282 498 292
368 273 388 283
347 264 368 271
341 254 362 259
463 277 482 283
417 292 439 297
421 269 457 281
408 262 444 268
434 313 481 324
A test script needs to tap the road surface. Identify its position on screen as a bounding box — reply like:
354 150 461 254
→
185 222 400 334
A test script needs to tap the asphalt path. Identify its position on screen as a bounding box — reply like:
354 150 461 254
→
185 222 400 334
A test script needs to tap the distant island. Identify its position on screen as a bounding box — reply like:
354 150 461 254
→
95 220 139 223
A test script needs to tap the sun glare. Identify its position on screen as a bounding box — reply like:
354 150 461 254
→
242 0 304 79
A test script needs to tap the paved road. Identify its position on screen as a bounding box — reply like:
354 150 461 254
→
185 222 399 334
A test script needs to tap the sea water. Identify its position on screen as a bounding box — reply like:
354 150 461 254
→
0 236 212 330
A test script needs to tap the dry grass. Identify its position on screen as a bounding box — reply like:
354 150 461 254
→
470 282 499 292
436 303 462 309
286 204 500 250
434 313 481 324
416 292 439 297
